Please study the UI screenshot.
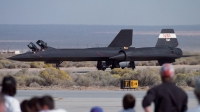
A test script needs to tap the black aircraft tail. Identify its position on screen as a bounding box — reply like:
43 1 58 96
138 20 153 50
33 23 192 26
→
108 29 132 47
155 29 178 48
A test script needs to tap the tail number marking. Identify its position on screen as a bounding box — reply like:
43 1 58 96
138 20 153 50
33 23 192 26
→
163 34 171 37
163 34 171 41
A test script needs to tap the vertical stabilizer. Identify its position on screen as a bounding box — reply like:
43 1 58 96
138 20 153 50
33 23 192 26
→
155 29 178 48
108 29 132 47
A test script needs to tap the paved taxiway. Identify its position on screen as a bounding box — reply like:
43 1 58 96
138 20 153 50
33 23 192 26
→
16 90 198 112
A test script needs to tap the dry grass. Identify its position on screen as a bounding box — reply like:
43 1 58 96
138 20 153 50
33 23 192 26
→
1 67 198 88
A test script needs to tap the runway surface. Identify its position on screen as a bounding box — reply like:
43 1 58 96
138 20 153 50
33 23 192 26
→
16 90 198 112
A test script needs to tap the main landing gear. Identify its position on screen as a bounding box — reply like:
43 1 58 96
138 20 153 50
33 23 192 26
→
45 61 63 69
55 61 63 69
96 61 136 70
97 61 120 71
97 61 106 71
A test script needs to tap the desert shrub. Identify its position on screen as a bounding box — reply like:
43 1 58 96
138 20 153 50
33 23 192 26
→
121 72 134 80
0 64 3 69
44 64 53 68
190 61 199 65
0 74 6 82
148 61 156 66
173 52 200 65
10 61 23 68
112 74 121 79
60 61 68 67
39 68 71 86
141 62 148 66
0 59 31 68
73 71 121 87
0 54 14 60
111 68 134 76
155 62 160 66
74 62 94 67
68 73 78 80
43 64 49 68
132 68 161 87
14 75 28 86
15 75 44 87
111 68 126 75
85 71 112 86
29 82 40 87
95 71 118 86
186 75 195 87
136 61 157 66
111 68 160 87
75 75 92 87
186 72 200 87
172 62 179 65
30 62 45 68
108 75 121 87
137 62 142 66
65 61 96 67
0 60 11 68
8 64 17 69
15 68 29 75
14 69 45 86
24 75 45 86
182 61 189 65
30 62 40 68
174 73 188 86
19 63 30 68
59 80 75 87
175 68 192 74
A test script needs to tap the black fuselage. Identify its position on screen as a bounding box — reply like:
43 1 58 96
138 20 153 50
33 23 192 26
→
10 47 183 62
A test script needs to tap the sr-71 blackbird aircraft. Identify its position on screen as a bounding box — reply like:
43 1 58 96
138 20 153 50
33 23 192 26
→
9 29 193 70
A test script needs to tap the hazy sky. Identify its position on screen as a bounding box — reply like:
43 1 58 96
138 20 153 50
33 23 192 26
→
0 0 200 25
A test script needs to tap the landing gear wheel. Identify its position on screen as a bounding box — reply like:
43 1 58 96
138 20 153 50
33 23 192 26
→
111 61 120 69
130 61 135 70
56 61 63 69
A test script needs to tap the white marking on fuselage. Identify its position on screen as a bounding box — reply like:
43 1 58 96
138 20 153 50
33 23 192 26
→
159 33 177 38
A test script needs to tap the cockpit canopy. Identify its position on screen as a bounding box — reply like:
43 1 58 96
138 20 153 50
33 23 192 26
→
27 42 39 52
36 40 48 50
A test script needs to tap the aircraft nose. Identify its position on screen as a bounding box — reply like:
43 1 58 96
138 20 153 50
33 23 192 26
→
8 55 21 61
7 54 28 61
8 53 42 61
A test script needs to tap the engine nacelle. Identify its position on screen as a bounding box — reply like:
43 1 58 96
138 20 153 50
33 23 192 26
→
119 61 137 69
119 61 130 68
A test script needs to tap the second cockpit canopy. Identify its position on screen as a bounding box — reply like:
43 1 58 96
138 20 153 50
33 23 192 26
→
27 40 48 53
36 40 47 50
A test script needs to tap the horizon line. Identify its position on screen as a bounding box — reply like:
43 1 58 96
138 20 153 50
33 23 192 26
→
0 24 200 26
